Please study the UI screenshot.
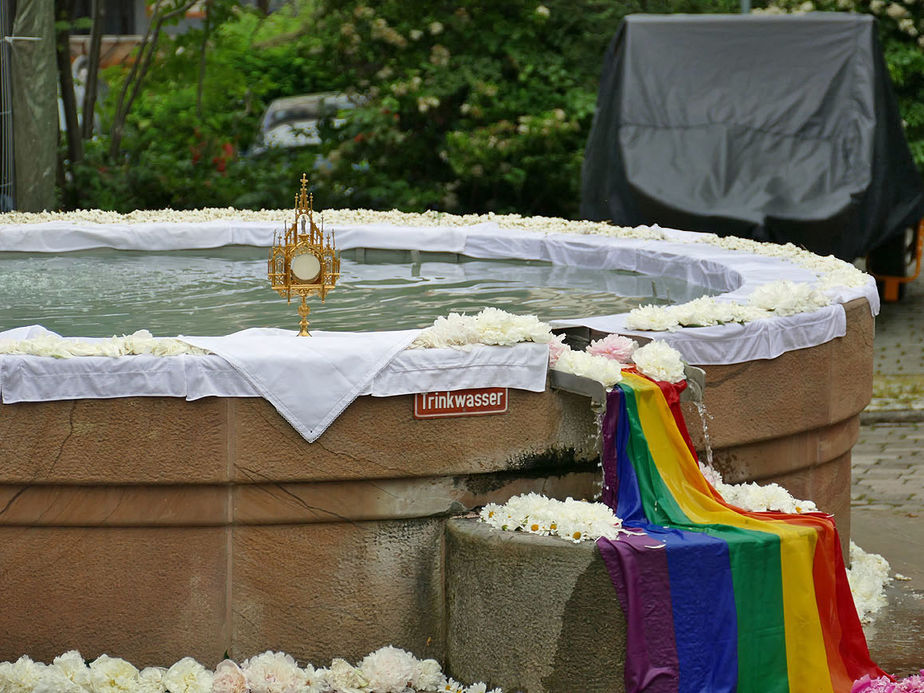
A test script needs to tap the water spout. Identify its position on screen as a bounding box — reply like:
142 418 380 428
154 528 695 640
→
693 400 716 470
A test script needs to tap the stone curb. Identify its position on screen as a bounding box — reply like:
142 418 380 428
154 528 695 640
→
860 408 924 424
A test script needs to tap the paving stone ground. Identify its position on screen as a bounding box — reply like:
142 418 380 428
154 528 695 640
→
854 268 924 515
852 421 924 513
868 267 924 411
849 268 924 678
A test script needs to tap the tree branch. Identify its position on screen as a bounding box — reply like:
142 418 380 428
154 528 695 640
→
109 0 198 159
196 0 212 119
81 0 103 139
55 0 83 164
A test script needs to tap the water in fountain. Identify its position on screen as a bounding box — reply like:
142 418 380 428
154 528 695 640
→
0 247 718 336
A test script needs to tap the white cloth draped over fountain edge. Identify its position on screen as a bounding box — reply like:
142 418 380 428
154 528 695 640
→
0 218 880 441
0 326 550 442
0 219 880 366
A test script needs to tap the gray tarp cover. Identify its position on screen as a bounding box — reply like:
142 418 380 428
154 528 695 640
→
581 14 924 259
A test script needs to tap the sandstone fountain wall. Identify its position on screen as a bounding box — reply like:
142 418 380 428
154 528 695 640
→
0 299 873 671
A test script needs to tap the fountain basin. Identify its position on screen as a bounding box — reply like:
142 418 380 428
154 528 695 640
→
0 214 876 668
0 388 599 666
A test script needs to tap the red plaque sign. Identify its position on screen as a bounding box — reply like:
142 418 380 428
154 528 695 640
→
413 388 508 419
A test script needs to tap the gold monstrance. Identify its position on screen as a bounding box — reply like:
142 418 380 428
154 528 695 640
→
268 174 340 335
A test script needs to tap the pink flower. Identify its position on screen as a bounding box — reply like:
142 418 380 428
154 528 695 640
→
852 671 924 693
586 334 637 362
895 671 924 693
548 334 570 367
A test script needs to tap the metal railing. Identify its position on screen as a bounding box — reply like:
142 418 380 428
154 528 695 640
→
0 0 14 211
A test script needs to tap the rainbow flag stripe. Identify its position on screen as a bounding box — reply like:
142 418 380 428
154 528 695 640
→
596 372 884 693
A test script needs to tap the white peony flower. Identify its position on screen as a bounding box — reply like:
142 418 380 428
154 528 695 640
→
747 280 830 316
323 658 368 693
162 657 212 693
89 654 139 692
51 651 91 689
817 265 867 290
727 303 772 323
714 479 817 515
241 651 306 693
0 655 46 693
412 659 445 691
631 340 686 383
670 296 743 327
551 348 624 387
624 304 679 332
846 541 892 622
301 663 326 693
359 646 419 692
210 660 246 693
698 462 724 488
33 667 88 693
136 667 166 693
410 308 552 350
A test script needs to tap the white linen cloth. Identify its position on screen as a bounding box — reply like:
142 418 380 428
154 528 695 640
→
0 220 274 252
178 328 419 441
365 343 549 396
0 218 880 364
553 306 847 365
0 327 549 442
1 353 191 401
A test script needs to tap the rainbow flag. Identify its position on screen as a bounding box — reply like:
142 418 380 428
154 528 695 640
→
596 372 885 693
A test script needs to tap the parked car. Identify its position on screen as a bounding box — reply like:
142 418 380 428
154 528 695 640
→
249 92 362 156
